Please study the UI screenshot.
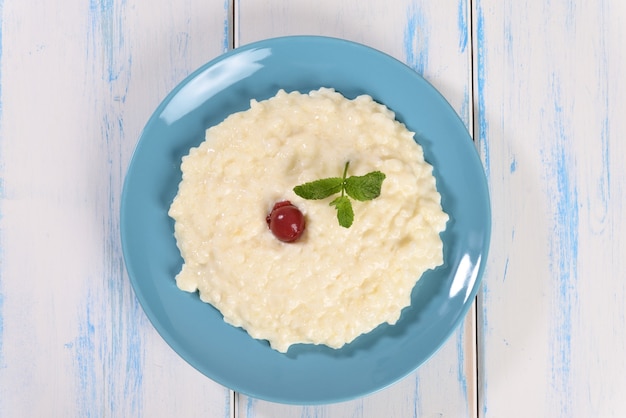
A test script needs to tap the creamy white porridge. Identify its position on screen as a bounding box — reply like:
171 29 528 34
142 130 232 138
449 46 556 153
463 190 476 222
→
168 88 448 353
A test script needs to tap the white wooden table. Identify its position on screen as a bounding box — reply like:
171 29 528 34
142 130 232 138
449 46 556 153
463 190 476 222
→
1 1 624 416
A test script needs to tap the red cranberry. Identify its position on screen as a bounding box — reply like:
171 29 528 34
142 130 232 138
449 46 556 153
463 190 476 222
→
266 201 305 242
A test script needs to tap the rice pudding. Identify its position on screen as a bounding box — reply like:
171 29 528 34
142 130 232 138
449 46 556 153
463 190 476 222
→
168 88 448 353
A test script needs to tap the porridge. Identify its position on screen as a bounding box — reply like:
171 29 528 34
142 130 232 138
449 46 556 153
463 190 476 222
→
168 88 448 352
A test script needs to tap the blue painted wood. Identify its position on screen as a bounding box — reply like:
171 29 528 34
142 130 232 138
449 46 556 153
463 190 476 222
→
235 0 477 415
475 0 626 416
0 1 233 416
9 0 623 415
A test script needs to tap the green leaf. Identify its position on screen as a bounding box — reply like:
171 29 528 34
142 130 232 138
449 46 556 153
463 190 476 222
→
292 162 386 228
293 177 343 200
344 171 386 201
330 196 354 228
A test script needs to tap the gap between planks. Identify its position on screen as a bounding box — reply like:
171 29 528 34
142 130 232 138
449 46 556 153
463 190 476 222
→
468 0 484 416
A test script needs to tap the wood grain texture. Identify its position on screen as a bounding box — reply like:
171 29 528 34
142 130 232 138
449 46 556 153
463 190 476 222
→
0 0 232 416
8 0 623 416
236 0 477 416
475 0 626 416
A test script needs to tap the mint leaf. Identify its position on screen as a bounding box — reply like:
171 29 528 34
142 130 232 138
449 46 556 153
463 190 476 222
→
345 171 386 201
330 196 354 228
292 161 385 228
293 177 343 199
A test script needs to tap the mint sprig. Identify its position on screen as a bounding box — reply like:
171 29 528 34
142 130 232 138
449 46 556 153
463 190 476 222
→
293 162 386 228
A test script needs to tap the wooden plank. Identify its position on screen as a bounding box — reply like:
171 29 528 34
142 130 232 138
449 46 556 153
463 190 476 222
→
235 1 477 416
475 0 626 416
0 1 232 416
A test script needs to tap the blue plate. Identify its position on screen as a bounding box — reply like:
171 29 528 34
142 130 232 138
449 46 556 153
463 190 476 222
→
121 36 491 404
